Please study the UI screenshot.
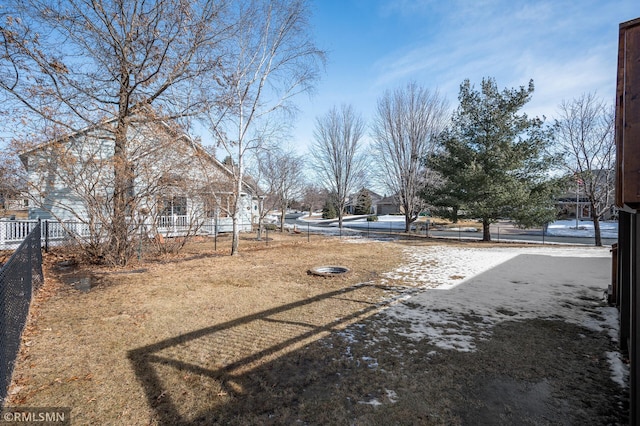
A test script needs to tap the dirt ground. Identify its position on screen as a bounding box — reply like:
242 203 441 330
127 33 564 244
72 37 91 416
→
2 233 629 425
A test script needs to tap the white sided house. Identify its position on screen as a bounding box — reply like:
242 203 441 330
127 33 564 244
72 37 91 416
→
18 119 259 241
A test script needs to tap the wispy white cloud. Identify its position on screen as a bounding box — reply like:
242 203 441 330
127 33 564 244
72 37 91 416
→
291 0 637 153
515 48 616 119
369 0 635 118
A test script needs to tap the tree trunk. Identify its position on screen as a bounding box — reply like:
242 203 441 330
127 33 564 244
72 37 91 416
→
110 117 130 266
405 213 411 233
482 218 491 242
593 210 603 247
108 69 135 266
231 173 242 256
231 213 239 255
280 205 286 233
231 138 245 255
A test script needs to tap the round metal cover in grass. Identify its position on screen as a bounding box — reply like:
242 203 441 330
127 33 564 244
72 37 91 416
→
308 265 350 277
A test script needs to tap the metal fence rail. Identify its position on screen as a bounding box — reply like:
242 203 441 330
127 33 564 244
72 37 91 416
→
0 223 43 406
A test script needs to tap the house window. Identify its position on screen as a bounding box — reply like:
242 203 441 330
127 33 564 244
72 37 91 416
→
203 196 218 218
204 194 234 218
161 196 187 216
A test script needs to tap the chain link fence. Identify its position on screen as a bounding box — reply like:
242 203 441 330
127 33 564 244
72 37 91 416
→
0 223 43 406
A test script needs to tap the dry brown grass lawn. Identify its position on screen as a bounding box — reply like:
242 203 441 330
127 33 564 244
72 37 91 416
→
7 232 440 424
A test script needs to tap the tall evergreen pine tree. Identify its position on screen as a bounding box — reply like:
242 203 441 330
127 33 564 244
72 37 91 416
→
427 78 561 241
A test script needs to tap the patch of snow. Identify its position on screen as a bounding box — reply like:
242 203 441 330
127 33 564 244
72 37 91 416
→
341 237 375 244
385 389 399 403
382 246 519 290
546 220 618 239
606 351 629 389
358 398 383 406
299 214 618 242
598 307 621 343
264 214 279 224
336 215 407 231
331 242 623 390
447 227 478 232
337 329 357 344
386 307 492 352
379 245 615 353
361 356 379 369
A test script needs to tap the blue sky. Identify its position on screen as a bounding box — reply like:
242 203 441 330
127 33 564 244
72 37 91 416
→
289 0 638 154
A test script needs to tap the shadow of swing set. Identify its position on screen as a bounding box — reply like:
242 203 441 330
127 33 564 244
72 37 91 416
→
127 282 404 423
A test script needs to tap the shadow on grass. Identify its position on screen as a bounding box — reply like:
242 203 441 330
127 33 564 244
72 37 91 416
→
128 283 399 424
127 254 629 425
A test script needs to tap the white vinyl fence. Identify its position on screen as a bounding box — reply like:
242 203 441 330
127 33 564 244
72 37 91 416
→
0 217 252 251
0 220 91 251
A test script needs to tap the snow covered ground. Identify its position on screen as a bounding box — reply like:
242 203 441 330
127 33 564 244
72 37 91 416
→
546 219 618 239
296 214 619 240
364 243 628 388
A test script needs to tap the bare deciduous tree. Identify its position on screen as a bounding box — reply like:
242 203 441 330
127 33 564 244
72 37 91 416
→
203 0 324 255
371 82 449 232
301 185 327 217
256 147 305 233
310 104 367 228
20 120 220 259
0 151 24 214
1 0 227 265
555 93 615 247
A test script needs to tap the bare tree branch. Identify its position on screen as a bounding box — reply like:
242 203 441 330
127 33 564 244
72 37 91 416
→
1 0 229 265
555 92 615 246
371 82 449 231
255 147 305 232
310 104 367 228
202 0 324 255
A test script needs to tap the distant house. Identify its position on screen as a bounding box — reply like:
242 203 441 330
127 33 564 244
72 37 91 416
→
556 191 617 221
556 191 592 220
0 193 29 219
18 118 259 235
345 188 382 215
556 169 616 221
345 188 405 216
375 194 402 215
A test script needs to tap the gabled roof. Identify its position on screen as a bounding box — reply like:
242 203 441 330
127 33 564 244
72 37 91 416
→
349 187 383 201
19 114 189 159
17 112 258 195
377 195 399 205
